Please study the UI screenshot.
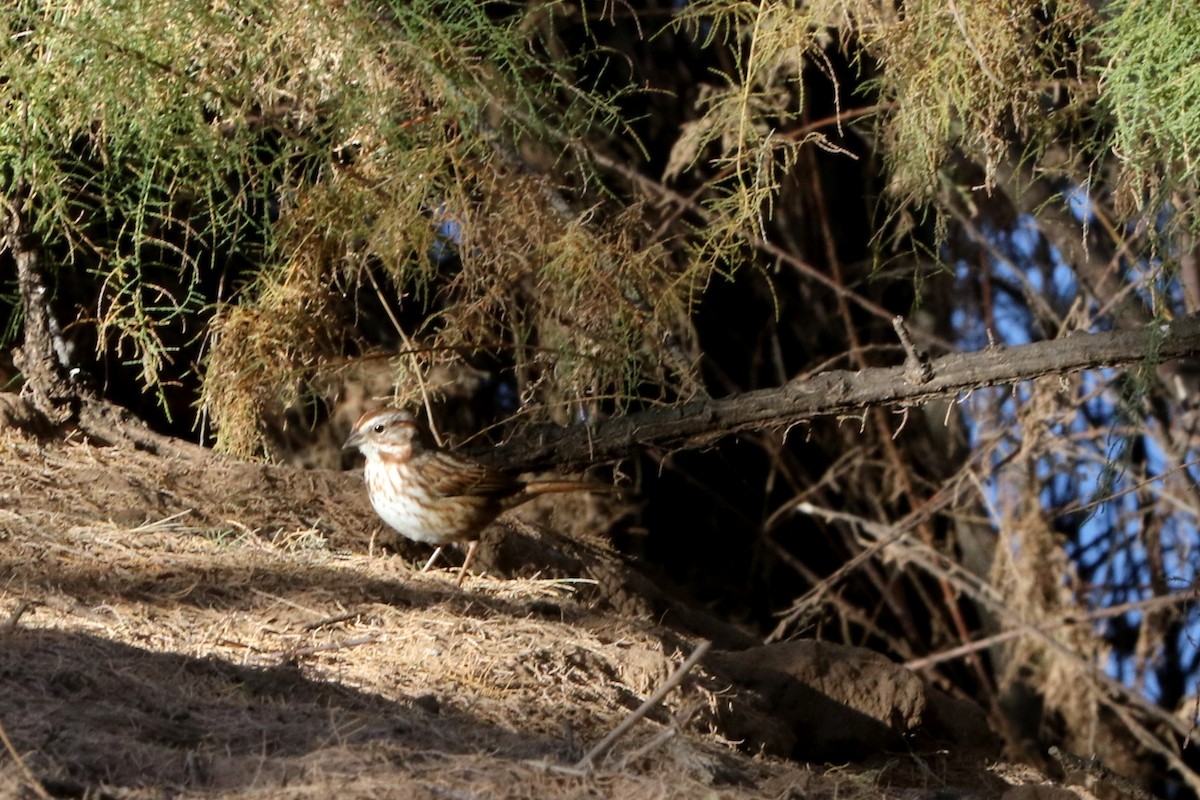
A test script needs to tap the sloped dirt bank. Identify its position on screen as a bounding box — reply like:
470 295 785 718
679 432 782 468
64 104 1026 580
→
0 423 1094 799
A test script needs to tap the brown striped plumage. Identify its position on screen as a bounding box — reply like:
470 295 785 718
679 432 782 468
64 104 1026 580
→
343 407 602 583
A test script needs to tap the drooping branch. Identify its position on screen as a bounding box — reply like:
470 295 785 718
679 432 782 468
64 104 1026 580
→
3 189 209 459
487 315 1200 471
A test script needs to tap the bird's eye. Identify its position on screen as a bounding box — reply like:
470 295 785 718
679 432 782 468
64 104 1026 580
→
373 423 386 433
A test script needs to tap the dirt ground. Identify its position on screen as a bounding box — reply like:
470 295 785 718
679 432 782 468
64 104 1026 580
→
0 418 1090 799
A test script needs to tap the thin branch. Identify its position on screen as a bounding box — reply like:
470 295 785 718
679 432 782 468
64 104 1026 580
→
946 0 1004 88
893 315 934 384
905 591 1200 671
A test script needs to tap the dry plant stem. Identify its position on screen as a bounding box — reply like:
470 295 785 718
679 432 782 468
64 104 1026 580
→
942 198 1064 329
0 716 52 800
871 319 983 686
760 533 904 650
905 590 1200 671
947 0 1004 88
489 314 1200 471
767 433 1013 642
5 186 75 425
613 701 703 772
615 726 677 771
281 635 379 661
893 316 933 384
302 610 362 631
362 266 444 446
576 640 711 770
804 149 937 652
989 148 1143 329
1054 458 1200 520
1104 699 1198 798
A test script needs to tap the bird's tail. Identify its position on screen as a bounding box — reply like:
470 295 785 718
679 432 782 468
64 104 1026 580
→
523 479 614 496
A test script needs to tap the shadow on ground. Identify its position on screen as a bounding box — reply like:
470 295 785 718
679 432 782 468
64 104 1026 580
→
1 628 569 794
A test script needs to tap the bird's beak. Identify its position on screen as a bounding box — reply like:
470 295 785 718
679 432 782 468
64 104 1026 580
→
342 430 363 450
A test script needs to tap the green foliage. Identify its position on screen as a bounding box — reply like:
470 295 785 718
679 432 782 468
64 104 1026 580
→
867 0 1091 200
4 0 1191 459
1096 0 1200 210
671 0 842 248
668 0 1096 258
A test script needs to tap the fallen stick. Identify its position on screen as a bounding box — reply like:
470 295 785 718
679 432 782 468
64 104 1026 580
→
576 639 711 770
281 635 380 660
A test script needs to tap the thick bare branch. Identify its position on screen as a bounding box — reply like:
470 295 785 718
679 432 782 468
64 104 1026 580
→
5 188 77 424
487 316 1200 470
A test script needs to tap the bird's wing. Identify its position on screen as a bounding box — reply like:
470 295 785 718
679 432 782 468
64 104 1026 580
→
422 452 523 498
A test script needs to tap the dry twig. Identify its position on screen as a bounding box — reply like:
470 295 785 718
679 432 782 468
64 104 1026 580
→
576 640 711 770
0 717 52 800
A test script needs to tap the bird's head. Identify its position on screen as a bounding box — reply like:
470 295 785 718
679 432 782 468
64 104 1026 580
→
343 407 420 462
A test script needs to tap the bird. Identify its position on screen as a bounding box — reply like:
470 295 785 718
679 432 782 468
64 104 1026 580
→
343 406 606 585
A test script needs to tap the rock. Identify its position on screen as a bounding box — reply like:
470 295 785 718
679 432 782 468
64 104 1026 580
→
706 640 999 762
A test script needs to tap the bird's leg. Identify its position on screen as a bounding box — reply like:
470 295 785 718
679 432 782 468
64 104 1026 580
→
455 540 479 587
421 546 444 572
